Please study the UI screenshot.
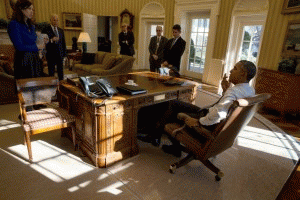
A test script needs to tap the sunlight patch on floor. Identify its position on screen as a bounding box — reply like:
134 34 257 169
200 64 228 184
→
8 140 94 182
68 180 92 192
97 181 129 195
0 119 21 131
237 126 300 161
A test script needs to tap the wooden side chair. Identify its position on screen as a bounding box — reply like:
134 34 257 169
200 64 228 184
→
16 77 76 162
164 93 271 181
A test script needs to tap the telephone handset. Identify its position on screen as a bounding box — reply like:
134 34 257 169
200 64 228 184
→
79 76 117 97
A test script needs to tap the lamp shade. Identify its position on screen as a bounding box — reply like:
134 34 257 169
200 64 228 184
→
77 32 91 43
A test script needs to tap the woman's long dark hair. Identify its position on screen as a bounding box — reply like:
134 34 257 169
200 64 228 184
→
11 0 33 26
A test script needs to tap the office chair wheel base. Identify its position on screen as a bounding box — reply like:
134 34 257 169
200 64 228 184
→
169 164 176 174
215 171 224 181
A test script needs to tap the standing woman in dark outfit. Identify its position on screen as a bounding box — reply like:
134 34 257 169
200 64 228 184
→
8 0 45 79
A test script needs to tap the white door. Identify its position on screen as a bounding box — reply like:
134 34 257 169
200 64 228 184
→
183 12 211 80
225 15 266 76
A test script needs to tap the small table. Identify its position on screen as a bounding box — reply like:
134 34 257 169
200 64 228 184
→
67 52 82 70
59 72 199 167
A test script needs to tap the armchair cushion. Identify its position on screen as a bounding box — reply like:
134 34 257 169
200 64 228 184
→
103 56 116 70
95 51 107 64
22 103 75 132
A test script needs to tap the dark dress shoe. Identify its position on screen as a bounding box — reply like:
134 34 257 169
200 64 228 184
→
162 145 182 157
33 104 47 110
152 138 160 147
137 135 160 147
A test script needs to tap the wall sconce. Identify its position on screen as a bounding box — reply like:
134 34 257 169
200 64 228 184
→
77 32 91 53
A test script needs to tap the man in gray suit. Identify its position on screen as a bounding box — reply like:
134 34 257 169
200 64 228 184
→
148 26 168 72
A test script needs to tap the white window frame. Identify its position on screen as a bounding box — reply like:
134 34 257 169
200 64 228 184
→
174 0 220 82
185 12 210 79
224 14 266 78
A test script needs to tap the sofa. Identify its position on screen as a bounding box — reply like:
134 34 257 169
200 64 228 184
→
72 51 135 76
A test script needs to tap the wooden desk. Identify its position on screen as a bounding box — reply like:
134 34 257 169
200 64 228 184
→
59 72 199 167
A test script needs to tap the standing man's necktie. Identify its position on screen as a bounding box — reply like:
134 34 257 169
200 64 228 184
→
155 37 160 54
171 38 177 49
55 27 59 43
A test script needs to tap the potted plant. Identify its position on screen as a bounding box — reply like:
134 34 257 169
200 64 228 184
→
278 57 297 74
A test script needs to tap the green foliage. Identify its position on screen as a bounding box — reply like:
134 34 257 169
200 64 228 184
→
244 31 251 41
278 58 297 74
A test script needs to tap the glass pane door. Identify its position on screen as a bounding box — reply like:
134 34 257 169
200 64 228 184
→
238 25 262 64
188 18 210 74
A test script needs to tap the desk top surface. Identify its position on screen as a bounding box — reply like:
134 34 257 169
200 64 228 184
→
60 72 199 104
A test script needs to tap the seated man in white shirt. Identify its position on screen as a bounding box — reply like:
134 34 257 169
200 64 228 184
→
140 60 257 157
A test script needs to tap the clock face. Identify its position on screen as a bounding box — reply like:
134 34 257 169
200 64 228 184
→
123 14 130 25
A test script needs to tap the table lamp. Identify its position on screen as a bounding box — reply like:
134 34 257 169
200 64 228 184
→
77 32 91 53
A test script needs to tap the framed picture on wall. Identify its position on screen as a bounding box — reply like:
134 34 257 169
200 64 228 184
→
63 12 82 30
282 0 300 14
282 20 300 57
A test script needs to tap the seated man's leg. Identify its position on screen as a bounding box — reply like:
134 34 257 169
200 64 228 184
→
151 100 202 147
138 100 201 146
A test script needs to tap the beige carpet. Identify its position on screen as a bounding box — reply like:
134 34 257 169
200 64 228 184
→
0 91 299 199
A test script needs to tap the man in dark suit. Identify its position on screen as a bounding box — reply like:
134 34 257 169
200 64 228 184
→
162 24 186 77
42 14 67 81
118 24 135 56
148 26 168 72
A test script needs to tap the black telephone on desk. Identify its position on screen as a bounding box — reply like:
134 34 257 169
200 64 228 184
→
79 76 117 97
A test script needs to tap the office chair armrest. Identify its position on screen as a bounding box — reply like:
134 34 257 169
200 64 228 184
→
177 113 214 140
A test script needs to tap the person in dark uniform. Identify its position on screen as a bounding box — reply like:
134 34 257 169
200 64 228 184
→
118 23 135 56
42 14 67 81
162 24 186 77
148 26 168 72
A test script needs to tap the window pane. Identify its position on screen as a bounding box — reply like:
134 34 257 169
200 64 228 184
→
198 19 205 32
203 33 209 46
196 33 204 46
188 17 210 74
238 25 262 64
189 45 195 58
191 33 197 45
204 19 210 32
241 42 250 60
192 19 198 32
